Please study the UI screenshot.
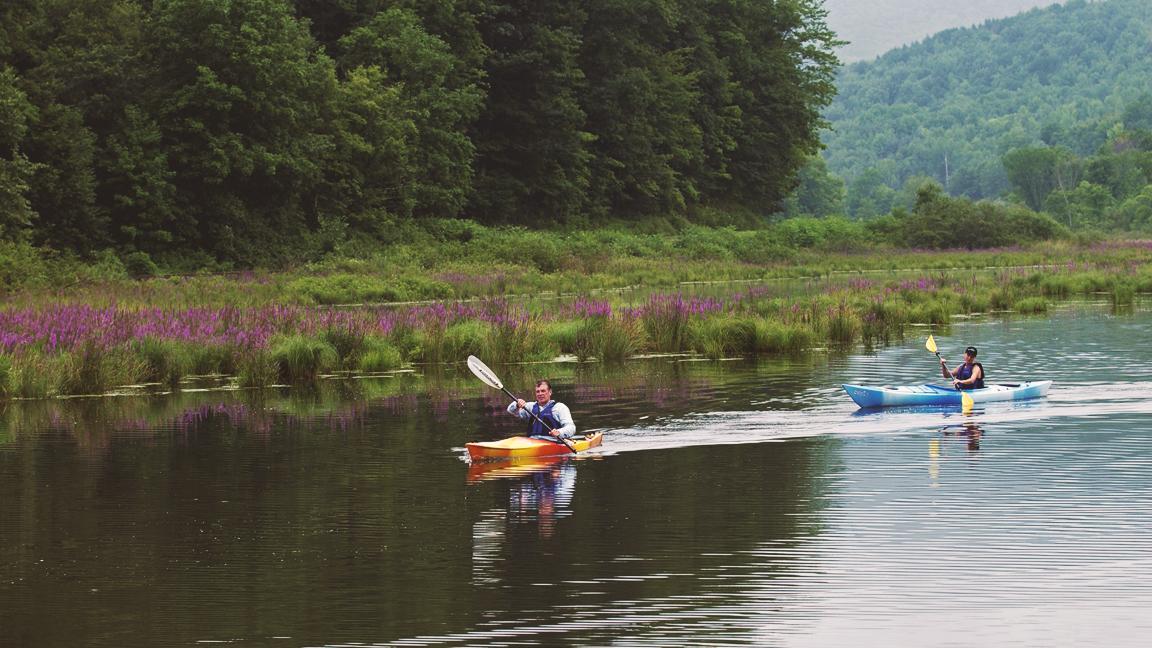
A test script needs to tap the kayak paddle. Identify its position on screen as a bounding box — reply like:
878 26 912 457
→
926 335 975 411
466 355 576 454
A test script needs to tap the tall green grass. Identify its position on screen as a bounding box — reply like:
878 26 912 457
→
3 239 1151 400
135 338 194 386
357 338 404 372
268 335 339 383
573 317 642 362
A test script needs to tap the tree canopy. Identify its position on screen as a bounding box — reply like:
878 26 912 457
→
0 0 840 266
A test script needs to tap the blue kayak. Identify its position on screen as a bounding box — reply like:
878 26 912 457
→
842 381 1053 408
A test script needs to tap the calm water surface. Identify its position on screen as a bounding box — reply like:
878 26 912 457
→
2 302 1150 647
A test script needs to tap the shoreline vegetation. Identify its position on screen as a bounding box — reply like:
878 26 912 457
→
2 230 1149 402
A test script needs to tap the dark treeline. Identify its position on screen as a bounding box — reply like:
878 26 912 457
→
0 0 839 266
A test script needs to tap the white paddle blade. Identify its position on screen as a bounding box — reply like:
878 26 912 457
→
467 355 503 390
925 335 938 354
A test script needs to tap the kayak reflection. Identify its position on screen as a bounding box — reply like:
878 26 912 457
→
929 422 984 487
942 421 984 451
470 457 579 539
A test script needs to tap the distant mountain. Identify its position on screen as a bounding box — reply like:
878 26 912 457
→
823 0 1061 62
821 0 1152 203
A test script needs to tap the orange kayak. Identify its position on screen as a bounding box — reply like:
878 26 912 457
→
466 432 604 461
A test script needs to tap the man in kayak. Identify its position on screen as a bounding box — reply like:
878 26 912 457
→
507 379 576 440
941 345 985 390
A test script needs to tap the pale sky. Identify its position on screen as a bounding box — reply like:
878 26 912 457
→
822 0 1065 62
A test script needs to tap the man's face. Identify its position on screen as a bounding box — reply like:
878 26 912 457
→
534 384 552 405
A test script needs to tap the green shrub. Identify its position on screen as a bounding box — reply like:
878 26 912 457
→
540 320 580 356
641 297 692 352
487 322 526 364
753 321 813 353
675 226 739 260
1013 297 1048 314
286 274 405 305
988 288 1015 311
268 336 338 383
358 338 404 372
135 338 193 386
124 251 159 278
77 249 129 282
236 349 278 388
189 345 233 375
57 343 144 395
443 320 491 360
0 355 11 398
692 317 757 358
907 301 953 325
1112 280 1135 306
825 307 861 346
574 317 640 362
322 326 366 368
0 240 51 291
8 354 58 398
957 292 991 314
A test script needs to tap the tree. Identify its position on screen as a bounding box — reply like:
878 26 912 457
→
845 166 897 219
713 0 840 210
337 7 483 219
35 2 177 252
1002 146 1079 210
781 154 845 218
147 0 339 261
469 0 592 224
1043 180 1115 229
0 67 38 239
579 0 704 218
1111 185 1152 231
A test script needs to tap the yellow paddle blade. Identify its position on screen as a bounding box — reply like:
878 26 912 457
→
961 390 974 412
925 335 938 354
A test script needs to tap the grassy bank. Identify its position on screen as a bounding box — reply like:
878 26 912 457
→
1 234 1150 400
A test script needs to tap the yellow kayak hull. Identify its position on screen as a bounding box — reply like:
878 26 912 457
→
466 432 604 461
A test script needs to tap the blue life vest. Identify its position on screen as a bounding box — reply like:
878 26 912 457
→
955 362 985 389
531 401 560 436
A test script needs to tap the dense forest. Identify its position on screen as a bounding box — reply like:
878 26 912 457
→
821 0 1152 227
0 0 839 266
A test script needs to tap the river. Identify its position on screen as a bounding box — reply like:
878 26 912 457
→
1 300 1150 646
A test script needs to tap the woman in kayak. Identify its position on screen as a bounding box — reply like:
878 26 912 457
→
507 379 577 440
941 346 985 390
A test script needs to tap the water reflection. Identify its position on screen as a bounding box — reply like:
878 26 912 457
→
2 302 1150 647
470 458 583 587
942 420 984 451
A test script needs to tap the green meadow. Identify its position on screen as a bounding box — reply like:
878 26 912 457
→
2 226 1149 401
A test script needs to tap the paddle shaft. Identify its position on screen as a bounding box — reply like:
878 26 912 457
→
935 352 952 379
936 349 975 409
502 386 576 454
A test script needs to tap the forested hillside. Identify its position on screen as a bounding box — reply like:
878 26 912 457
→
823 0 1152 211
0 0 839 266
